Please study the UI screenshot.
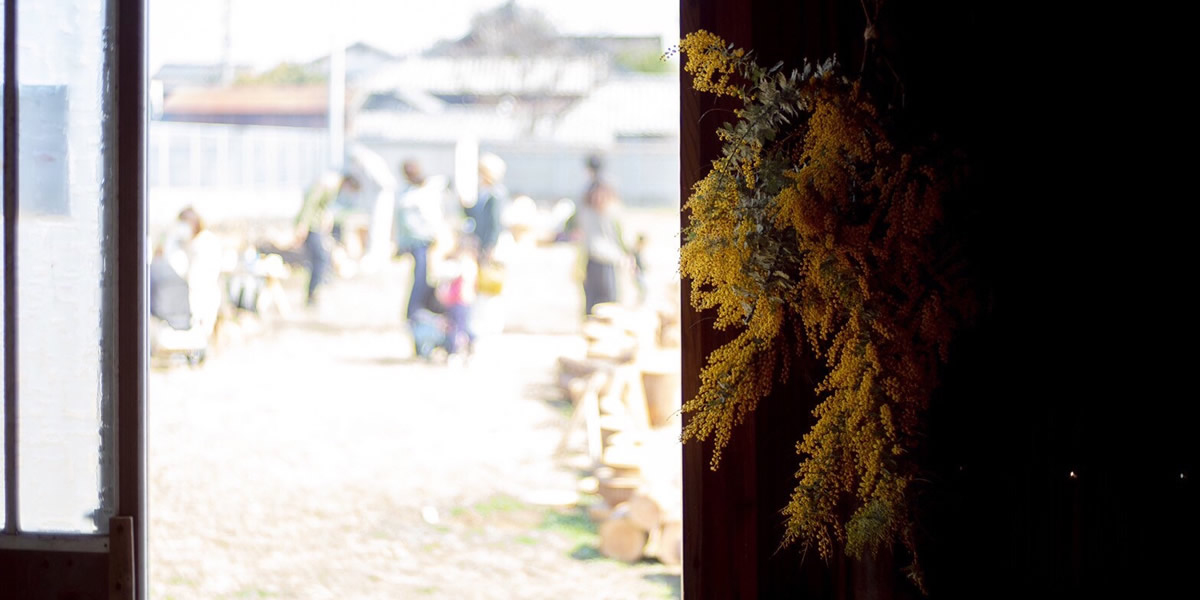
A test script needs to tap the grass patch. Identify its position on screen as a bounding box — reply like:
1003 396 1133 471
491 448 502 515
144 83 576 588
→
472 494 528 517
569 542 605 561
166 575 197 588
540 506 598 547
513 534 538 546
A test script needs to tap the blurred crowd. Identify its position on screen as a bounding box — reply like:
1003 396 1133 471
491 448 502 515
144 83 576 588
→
148 149 646 367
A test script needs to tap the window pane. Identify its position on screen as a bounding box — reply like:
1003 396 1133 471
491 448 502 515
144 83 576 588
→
17 0 113 534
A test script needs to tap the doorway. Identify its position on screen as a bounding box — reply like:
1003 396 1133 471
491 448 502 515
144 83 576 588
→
148 1 683 598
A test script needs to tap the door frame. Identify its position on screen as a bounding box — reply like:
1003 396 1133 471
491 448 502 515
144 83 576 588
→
0 0 147 597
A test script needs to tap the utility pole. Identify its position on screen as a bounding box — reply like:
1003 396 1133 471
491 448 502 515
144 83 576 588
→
327 6 346 170
220 0 234 86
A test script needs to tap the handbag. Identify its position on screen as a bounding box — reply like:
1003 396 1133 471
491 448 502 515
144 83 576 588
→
477 262 505 296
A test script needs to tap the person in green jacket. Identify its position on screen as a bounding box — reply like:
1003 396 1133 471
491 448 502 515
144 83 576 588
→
295 172 360 306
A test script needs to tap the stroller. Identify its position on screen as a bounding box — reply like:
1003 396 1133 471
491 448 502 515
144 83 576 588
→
409 289 471 361
409 260 477 361
409 306 451 360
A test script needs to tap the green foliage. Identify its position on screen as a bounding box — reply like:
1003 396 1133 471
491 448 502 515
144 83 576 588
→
236 62 326 86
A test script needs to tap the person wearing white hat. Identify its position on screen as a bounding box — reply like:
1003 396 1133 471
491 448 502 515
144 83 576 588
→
466 152 509 262
460 152 512 338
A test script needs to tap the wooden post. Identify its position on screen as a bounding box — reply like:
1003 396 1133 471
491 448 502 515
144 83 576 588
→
109 517 135 600
679 1 865 597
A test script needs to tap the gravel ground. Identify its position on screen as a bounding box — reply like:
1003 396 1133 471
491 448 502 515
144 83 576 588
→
149 217 683 600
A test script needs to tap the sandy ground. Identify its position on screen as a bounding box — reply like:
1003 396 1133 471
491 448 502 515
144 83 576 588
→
149 211 683 599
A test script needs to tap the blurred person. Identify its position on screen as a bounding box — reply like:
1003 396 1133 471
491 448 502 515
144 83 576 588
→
159 206 197 277
177 207 223 340
329 168 370 260
148 206 223 363
462 152 512 337
295 172 361 307
434 235 478 362
149 241 197 365
394 159 448 323
149 244 192 332
564 154 630 316
151 207 222 333
150 209 201 331
463 152 509 263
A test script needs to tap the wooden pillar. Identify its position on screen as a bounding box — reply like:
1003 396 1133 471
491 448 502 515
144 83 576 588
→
678 6 758 598
679 1 864 598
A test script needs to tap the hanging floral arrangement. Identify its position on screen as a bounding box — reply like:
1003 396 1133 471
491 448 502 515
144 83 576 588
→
676 29 975 592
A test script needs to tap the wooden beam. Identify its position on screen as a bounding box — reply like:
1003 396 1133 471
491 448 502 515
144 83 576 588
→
113 1 149 598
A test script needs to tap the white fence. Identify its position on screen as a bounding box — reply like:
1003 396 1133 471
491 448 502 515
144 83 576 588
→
149 122 330 229
149 121 680 230
150 121 330 189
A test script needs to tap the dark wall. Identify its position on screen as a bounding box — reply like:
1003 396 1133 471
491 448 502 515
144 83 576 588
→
0 550 108 600
681 1 1196 598
917 2 1197 598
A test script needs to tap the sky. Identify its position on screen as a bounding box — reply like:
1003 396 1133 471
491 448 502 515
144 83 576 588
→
149 0 680 73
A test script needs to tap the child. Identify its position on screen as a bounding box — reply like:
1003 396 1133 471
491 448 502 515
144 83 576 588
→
435 237 478 361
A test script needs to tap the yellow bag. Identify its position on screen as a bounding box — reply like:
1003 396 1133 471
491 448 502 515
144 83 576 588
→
477 263 505 296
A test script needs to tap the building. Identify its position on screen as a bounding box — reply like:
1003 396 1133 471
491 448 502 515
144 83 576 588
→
159 85 334 128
